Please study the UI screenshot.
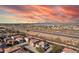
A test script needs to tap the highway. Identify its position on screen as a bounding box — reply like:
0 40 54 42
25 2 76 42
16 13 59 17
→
2 26 79 39
4 36 79 53
30 36 79 52
1 26 79 52
47 40 79 52
29 30 79 39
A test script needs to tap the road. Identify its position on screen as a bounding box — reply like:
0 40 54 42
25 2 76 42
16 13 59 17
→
31 36 79 52
1 26 79 52
28 30 79 39
5 42 40 53
2 26 79 39
24 46 39 53
5 42 27 53
4 36 79 53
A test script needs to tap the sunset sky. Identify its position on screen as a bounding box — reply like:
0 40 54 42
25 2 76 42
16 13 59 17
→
0 5 79 23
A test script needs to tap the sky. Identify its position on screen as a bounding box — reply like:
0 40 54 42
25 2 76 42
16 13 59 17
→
0 5 79 23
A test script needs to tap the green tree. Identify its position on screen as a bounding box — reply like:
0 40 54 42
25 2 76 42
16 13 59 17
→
51 44 64 53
